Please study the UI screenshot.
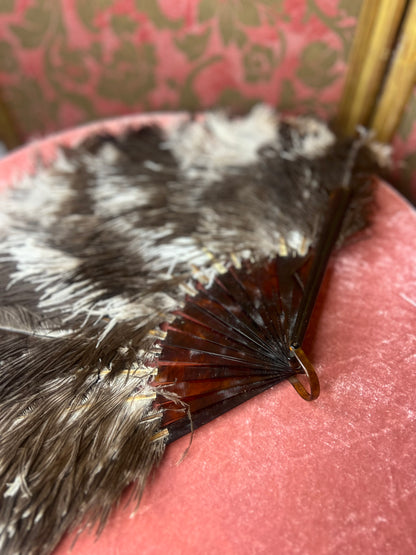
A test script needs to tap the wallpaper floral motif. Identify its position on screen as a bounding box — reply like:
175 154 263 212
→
2 0 415 200
0 0 361 139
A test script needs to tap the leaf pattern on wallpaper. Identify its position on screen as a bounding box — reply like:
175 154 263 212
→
134 0 183 30
53 41 90 85
175 29 212 62
178 55 223 110
43 35 96 119
243 44 276 83
90 41 103 62
6 77 59 135
279 79 296 110
305 0 357 60
297 42 339 89
76 0 114 32
198 0 285 29
10 0 52 49
110 14 138 34
279 78 326 113
198 0 265 46
338 0 362 18
97 42 157 105
0 0 14 13
216 88 260 111
0 41 18 73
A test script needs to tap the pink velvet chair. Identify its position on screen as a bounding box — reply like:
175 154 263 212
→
0 2 415 554
0 109 415 555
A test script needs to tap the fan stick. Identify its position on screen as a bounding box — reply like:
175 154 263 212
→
290 186 352 349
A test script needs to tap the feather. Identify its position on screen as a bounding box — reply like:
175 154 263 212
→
0 106 384 554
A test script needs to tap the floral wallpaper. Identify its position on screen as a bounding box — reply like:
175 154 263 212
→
2 0 415 201
0 0 362 140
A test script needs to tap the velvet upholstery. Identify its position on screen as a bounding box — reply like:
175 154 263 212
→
0 115 414 555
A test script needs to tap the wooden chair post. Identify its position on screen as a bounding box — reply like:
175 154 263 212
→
336 0 409 138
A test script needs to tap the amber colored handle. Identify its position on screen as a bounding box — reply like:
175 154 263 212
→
288 346 320 401
288 186 355 402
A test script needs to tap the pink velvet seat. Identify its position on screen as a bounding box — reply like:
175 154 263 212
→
1 116 415 555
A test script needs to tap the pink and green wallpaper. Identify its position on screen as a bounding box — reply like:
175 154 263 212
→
0 0 361 136
0 0 415 199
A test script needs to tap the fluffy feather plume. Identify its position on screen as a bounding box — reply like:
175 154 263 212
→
0 106 384 554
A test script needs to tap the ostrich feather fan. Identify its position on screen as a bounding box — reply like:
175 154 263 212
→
0 106 384 554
